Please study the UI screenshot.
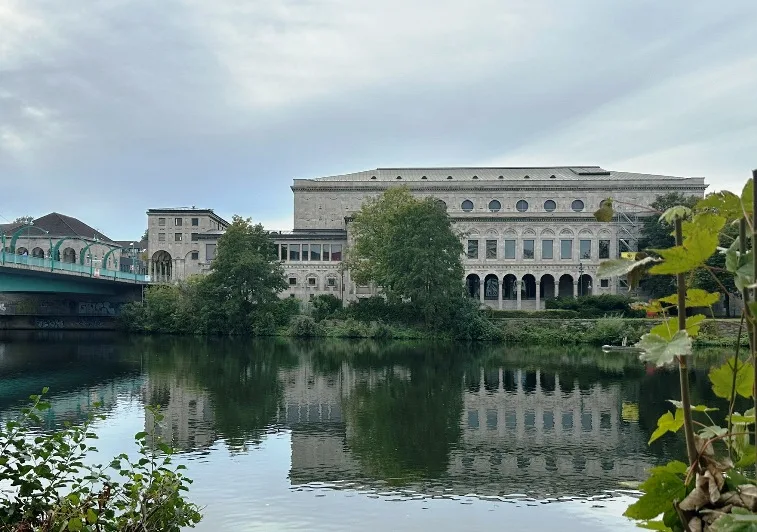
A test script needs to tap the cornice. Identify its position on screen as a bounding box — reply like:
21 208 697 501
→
293 184 708 193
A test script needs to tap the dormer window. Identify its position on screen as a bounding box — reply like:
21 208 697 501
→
421 175 427 179
550 174 557 179
447 175 453 180
498 175 504 179
472 175 478 180
396 176 402 180
371 176 377 180
524 175 530 179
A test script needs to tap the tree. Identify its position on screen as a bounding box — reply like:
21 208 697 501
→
12 216 33 225
141 228 149 241
637 192 698 298
201 215 287 334
347 187 464 326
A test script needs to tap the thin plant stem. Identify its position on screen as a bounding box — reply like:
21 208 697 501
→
740 218 753 351
727 313 746 462
752 168 757 477
674 217 698 469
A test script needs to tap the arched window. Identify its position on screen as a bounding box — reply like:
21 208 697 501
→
516 200 529 212
436 199 447 211
544 200 556 212
571 200 585 212
461 200 474 212
488 200 501 212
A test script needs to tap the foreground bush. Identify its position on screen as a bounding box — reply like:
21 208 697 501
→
546 294 645 317
0 390 201 531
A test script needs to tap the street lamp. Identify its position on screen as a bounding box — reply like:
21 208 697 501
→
578 262 584 297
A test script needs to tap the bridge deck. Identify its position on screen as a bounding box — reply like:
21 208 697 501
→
0 253 149 285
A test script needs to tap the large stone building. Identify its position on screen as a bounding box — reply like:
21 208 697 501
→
273 166 706 308
146 208 229 282
148 166 707 308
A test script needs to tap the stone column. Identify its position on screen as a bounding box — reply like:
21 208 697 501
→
516 280 522 310
498 278 503 310
573 281 579 298
479 279 484 304
535 281 541 310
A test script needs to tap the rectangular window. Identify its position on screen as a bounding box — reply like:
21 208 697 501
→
191 233 199 242
523 239 535 259
618 239 631 257
302 244 309 261
600 279 610 288
206 244 217 261
322 244 330 261
158 233 165 242
310 244 321 261
308 277 316 286
331 244 342 261
175 233 182 242
561 239 573 260
191 218 199 226
280 244 288 261
542 239 553 259
467 240 478 259
175 218 182 226
327 277 336 287
486 239 497 259
580 239 591 260
191 251 199 260
289 244 300 261
158 217 166 226
599 239 610 259
504 239 516 259
289 277 297 286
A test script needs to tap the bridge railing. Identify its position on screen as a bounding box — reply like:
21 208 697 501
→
0 252 149 283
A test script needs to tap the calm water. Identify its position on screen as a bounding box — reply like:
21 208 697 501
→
0 333 735 531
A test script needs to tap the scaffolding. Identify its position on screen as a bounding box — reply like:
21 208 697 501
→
614 203 641 293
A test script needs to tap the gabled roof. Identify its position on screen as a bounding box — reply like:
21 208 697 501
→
29 213 113 242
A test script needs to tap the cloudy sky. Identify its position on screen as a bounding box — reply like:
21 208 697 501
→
2 0 756 239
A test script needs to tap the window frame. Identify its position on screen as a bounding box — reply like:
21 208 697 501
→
486 239 497 259
461 200 474 212
467 239 479 259
331 244 342 261
599 239 610 259
579 239 592 260
158 233 166 242
542 239 553 259
191 217 199 226
544 200 556 212
571 200 585 212
175 218 183 226
516 200 529 212
289 244 301 261
488 200 501 212
560 239 573 260
174 233 182 242
504 239 516 259
523 239 535 259
302 244 309 261
190 251 199 260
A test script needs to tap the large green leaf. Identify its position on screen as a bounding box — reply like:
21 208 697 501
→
648 410 684 444
709 360 754 399
639 521 672 531
624 461 688 520
597 256 658 278
742 179 754 217
650 315 706 341
636 330 693 367
658 289 719 308
650 213 725 275
696 191 743 220
659 206 692 224
667 400 717 413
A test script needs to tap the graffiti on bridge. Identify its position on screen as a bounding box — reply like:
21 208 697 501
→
0 299 123 316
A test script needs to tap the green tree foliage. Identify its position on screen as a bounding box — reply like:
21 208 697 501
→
638 193 698 298
0 391 201 531
347 187 464 327
310 294 342 322
121 216 289 335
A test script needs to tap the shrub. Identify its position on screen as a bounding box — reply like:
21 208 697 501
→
311 294 342 322
0 390 202 531
289 315 323 337
271 297 301 326
486 309 580 319
369 321 393 339
545 294 645 317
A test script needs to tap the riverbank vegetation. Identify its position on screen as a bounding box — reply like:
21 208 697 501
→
0 391 201 531
601 176 757 530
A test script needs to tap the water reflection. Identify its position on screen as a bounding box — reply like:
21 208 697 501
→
0 333 732 504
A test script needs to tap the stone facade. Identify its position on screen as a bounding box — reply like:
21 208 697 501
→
276 166 707 307
146 208 229 282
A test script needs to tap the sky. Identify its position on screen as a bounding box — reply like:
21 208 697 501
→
2 0 756 240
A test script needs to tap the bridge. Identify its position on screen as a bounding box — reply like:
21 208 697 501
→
0 252 149 330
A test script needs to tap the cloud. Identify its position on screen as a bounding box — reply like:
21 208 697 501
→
1 0 756 238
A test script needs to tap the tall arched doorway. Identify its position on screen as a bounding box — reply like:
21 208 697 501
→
62 248 76 263
558 274 574 298
579 274 593 297
484 274 499 301
31 248 45 259
521 274 537 300
540 274 556 299
152 250 173 282
466 274 481 299
503 274 517 300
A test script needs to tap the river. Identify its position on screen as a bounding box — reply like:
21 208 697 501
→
0 332 735 531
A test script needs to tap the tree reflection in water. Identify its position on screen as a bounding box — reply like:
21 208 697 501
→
0 333 734 500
